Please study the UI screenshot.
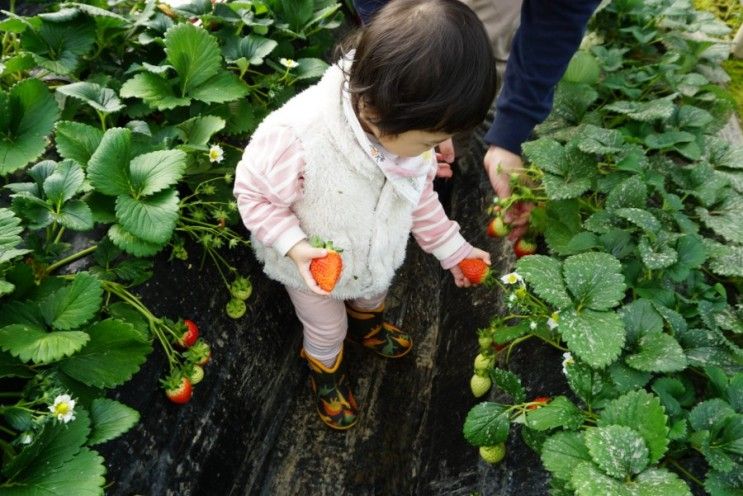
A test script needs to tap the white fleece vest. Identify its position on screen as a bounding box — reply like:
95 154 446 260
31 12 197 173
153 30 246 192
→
250 64 418 299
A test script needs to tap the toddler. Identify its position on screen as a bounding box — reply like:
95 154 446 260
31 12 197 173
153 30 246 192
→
234 0 496 430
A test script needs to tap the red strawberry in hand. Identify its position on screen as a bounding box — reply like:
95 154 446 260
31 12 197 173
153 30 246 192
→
458 258 492 285
176 319 199 348
309 237 343 292
513 238 537 259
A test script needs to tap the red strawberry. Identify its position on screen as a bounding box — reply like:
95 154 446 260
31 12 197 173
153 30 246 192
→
486 216 509 238
458 258 491 285
164 375 192 405
309 237 343 292
527 396 550 410
176 319 199 348
514 238 537 258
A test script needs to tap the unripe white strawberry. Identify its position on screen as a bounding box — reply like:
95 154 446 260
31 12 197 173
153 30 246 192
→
479 443 506 464
473 353 493 372
470 374 492 398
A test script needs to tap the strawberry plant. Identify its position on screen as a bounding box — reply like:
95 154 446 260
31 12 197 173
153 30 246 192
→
0 0 344 491
465 1 743 494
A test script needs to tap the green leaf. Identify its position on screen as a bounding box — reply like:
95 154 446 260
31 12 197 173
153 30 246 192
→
620 299 663 344
563 252 626 311
40 272 102 331
608 361 651 393
614 208 661 232
605 99 675 121
59 318 152 388
0 350 33 378
697 195 743 244
0 79 60 176
575 124 624 155
87 398 140 445
115 188 179 244
2 408 90 481
223 34 277 65
541 431 592 481
107 224 163 257
564 50 601 85
129 150 187 197
606 176 647 210
21 17 95 75
489 367 526 403
43 160 85 204
0 325 89 364
54 121 103 165
560 309 625 368
295 57 329 80
704 239 743 277
644 130 695 150
87 128 132 197
571 462 629 495
525 396 584 431
165 22 221 95
516 255 572 308
585 425 649 478
689 399 735 432
189 70 249 103
634 468 692 496
462 402 510 446
56 200 94 231
598 390 669 464
0 208 29 264
56 81 124 114
120 72 190 110
626 333 688 373
0 447 106 496
176 115 225 146
638 236 678 270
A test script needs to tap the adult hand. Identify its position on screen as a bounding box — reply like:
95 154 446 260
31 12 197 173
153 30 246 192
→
435 138 455 178
483 145 532 241
287 239 330 296
450 247 492 288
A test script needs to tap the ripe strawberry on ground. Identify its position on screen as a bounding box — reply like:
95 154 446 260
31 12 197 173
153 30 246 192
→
486 216 509 238
458 258 492 285
470 373 492 398
309 237 343 292
163 373 192 405
175 319 199 348
479 443 506 464
513 237 537 258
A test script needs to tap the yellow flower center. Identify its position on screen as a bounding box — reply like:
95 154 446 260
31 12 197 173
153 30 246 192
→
54 403 70 416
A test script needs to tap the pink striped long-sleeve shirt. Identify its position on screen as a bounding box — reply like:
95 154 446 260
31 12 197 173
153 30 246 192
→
233 126 472 269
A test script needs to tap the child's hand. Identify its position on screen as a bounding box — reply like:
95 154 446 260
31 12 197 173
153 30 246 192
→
287 239 330 296
450 247 491 288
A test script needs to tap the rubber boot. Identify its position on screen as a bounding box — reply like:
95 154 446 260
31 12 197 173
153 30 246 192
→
300 347 358 430
345 303 413 358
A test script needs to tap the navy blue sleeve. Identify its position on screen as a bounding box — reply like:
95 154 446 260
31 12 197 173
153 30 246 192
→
485 0 601 154
353 0 601 155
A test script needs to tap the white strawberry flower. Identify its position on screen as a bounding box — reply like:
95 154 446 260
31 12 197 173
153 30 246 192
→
280 58 299 69
547 311 560 330
561 352 575 375
19 433 33 445
208 144 224 163
49 394 76 423
529 321 537 330
500 272 523 285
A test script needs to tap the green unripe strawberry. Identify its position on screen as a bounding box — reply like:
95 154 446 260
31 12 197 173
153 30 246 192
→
189 365 205 384
230 276 253 300
470 374 492 398
225 298 246 319
479 443 506 464
474 353 493 372
478 334 493 351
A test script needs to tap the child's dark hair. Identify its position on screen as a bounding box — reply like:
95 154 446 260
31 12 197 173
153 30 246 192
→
340 0 497 136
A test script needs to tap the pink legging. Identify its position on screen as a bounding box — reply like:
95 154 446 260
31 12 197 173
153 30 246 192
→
285 286 387 367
